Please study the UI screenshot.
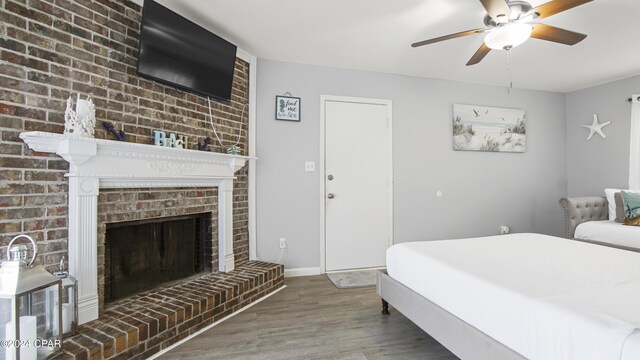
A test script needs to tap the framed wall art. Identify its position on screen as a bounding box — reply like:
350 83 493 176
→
452 104 526 153
276 95 301 121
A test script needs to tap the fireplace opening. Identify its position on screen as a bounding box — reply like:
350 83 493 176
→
104 213 213 304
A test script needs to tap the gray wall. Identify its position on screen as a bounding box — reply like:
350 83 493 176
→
256 59 567 270
565 75 640 196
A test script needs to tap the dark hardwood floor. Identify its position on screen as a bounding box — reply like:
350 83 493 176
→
158 275 458 360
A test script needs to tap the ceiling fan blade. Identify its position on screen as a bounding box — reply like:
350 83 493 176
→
478 0 511 20
412 29 484 48
531 24 587 45
466 43 491 66
533 0 593 20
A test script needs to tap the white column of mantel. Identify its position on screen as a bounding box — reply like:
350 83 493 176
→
55 137 100 324
218 179 235 272
68 176 100 323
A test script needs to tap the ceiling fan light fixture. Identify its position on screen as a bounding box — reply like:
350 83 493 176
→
484 23 532 50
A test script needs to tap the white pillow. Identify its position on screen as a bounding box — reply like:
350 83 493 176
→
604 188 622 221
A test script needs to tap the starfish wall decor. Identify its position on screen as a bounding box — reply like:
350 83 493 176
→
582 114 611 140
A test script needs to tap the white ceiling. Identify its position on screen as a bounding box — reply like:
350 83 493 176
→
157 0 640 93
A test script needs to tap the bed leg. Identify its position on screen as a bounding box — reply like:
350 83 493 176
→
381 299 390 315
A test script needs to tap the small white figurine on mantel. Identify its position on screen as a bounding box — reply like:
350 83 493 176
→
64 94 96 138
582 114 611 140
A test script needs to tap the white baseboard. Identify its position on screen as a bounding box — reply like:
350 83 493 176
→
284 267 322 277
325 266 386 274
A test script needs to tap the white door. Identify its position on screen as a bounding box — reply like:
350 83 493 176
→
323 97 392 272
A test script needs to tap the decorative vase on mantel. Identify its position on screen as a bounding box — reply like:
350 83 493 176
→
64 94 96 138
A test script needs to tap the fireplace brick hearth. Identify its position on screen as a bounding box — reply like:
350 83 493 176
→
53 262 284 360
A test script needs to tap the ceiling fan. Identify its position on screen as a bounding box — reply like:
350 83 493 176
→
412 0 592 66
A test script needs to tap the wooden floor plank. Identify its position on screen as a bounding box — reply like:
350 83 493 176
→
158 275 458 359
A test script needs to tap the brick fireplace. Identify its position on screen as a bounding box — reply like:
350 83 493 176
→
20 131 250 323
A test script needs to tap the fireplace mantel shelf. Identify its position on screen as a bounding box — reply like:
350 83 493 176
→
20 131 252 187
19 131 252 324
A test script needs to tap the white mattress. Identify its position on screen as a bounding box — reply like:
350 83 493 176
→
386 233 640 360
575 220 640 249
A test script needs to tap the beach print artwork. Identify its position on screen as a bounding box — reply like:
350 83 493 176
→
452 104 526 153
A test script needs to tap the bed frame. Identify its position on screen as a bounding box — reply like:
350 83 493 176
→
558 196 608 238
377 271 526 360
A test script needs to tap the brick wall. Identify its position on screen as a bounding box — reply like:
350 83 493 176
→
0 0 250 282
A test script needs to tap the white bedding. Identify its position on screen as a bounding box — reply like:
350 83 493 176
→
574 220 640 249
386 233 640 360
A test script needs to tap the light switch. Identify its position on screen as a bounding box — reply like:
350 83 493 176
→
305 161 315 172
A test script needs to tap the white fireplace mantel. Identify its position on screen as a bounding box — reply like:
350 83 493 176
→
19 131 251 324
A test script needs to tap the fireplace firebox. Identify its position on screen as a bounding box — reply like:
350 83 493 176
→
104 213 213 304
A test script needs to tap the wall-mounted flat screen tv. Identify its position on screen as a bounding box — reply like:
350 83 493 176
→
137 0 237 102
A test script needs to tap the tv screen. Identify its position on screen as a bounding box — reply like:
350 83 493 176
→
137 0 237 102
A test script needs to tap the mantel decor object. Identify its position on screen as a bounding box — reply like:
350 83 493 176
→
102 122 125 142
198 137 211 151
275 94 301 121
153 130 188 149
64 94 96 138
0 235 63 359
226 145 241 155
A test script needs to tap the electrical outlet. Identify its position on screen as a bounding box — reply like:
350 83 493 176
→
500 225 510 235
305 161 315 172
279 237 287 249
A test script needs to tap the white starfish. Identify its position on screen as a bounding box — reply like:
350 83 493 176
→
582 114 611 140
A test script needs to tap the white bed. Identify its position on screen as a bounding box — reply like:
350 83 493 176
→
386 233 640 360
574 220 640 249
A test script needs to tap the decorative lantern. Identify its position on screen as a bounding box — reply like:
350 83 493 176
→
0 235 62 359
52 257 77 337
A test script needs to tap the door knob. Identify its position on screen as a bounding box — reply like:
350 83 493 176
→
327 193 335 199
327 175 334 181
